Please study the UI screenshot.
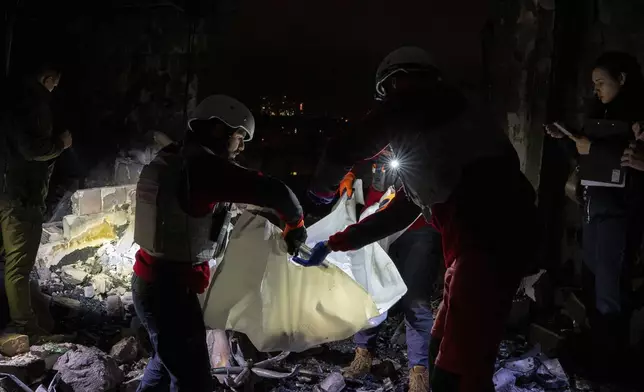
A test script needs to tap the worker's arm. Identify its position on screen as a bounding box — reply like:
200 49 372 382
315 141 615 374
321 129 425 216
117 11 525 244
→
190 156 303 225
11 101 65 161
309 105 394 202
327 187 422 251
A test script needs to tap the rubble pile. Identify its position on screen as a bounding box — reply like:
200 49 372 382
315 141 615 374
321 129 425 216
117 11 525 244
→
36 185 139 309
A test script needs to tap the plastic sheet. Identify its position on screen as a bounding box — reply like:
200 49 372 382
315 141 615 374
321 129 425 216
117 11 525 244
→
201 186 407 352
200 212 380 352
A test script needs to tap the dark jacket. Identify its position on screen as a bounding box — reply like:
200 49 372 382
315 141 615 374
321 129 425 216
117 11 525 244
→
0 80 65 207
570 95 644 221
311 88 524 249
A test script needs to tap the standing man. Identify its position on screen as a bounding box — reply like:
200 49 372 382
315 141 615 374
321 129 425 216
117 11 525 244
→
0 64 72 337
295 47 537 391
132 95 307 392
337 153 442 392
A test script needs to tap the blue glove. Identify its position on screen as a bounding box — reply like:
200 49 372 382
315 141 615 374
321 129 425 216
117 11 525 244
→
308 189 335 205
292 241 331 267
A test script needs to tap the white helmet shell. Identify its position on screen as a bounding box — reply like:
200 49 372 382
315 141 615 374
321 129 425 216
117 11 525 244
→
188 95 255 141
375 46 437 98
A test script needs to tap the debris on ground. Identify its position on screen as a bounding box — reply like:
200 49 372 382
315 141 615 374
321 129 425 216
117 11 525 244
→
53 345 124 392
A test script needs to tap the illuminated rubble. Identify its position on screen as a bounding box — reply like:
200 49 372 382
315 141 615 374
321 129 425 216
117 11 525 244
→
36 185 139 302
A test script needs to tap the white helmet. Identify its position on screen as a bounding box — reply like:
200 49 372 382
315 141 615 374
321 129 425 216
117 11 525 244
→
188 95 255 141
375 46 437 98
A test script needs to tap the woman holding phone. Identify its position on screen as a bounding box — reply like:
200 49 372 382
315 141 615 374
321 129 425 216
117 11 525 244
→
545 51 644 384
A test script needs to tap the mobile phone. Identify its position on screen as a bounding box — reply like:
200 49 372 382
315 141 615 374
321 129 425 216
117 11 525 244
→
552 122 574 138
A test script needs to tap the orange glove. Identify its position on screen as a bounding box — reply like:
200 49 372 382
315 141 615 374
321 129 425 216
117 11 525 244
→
283 219 307 255
338 172 356 198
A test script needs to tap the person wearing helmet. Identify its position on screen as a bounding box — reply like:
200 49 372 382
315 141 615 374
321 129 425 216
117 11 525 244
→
132 95 307 392
296 47 537 391
334 149 442 392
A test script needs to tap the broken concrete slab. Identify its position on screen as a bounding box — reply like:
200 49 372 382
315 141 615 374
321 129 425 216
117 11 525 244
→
30 343 77 370
60 265 88 285
71 188 103 216
110 337 138 364
63 211 127 242
0 335 29 357
0 353 46 385
53 345 124 392
71 185 136 216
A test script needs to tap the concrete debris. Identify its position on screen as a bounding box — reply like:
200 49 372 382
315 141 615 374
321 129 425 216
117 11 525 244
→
0 335 29 357
90 274 112 295
53 345 124 392
60 266 88 285
30 343 77 370
109 337 138 364
41 223 64 244
83 286 95 298
494 350 569 392
0 353 46 384
314 372 345 392
106 295 124 318
71 185 135 216
518 269 546 302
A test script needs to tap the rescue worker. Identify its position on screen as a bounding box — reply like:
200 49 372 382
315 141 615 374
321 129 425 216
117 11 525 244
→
132 94 307 392
294 47 537 391
337 152 442 392
0 64 72 337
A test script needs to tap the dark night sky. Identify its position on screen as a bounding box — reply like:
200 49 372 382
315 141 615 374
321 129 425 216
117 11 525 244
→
200 0 490 115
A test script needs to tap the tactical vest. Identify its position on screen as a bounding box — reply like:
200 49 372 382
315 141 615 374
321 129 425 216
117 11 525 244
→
134 147 218 264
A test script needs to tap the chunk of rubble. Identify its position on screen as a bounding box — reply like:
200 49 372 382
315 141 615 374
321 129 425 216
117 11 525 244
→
314 372 345 392
53 345 124 392
91 273 113 295
71 185 136 216
110 337 139 364
106 295 124 318
30 343 77 370
60 265 88 285
84 286 95 298
0 334 29 357
0 352 46 384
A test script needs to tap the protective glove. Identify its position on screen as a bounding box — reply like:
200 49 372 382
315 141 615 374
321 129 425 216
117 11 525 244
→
337 172 356 198
283 219 307 256
308 189 335 205
292 241 331 267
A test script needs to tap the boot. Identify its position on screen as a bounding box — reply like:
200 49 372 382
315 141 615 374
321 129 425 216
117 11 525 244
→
342 347 373 378
409 365 430 392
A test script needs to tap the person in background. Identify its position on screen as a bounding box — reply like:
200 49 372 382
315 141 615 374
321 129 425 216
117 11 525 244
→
337 151 442 392
296 47 537 392
132 95 307 392
545 51 644 383
0 64 72 338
